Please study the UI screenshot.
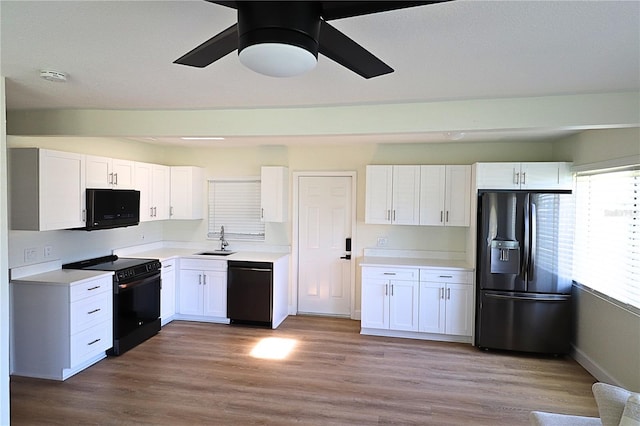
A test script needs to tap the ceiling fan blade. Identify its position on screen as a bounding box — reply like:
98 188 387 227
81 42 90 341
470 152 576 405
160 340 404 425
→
318 20 392 79
321 1 447 21
174 23 239 68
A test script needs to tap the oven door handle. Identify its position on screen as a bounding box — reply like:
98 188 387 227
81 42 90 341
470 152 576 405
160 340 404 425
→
116 272 160 293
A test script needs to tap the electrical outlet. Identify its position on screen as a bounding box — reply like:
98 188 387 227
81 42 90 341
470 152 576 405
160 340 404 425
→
377 237 388 247
44 246 53 258
24 248 37 262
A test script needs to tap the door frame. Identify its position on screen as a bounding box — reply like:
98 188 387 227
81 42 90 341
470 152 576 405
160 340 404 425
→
291 171 357 319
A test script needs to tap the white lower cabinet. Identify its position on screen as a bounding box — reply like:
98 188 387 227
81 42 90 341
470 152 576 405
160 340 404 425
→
419 270 473 336
361 267 419 331
361 265 474 343
177 259 227 321
160 259 176 326
10 271 114 381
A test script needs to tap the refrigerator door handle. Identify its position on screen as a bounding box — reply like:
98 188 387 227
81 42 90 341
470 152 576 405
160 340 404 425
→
484 293 568 302
529 201 537 280
522 194 530 281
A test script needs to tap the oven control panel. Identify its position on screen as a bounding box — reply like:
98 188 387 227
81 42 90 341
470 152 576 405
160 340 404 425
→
116 261 161 282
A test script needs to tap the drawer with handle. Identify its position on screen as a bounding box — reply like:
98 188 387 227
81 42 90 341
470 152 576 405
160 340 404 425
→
362 267 418 281
70 320 112 366
70 293 112 334
70 275 112 302
420 269 472 283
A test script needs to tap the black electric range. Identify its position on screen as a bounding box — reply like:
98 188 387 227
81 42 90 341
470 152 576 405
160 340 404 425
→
63 255 162 355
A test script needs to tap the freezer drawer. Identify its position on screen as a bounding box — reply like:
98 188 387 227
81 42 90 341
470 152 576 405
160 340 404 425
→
476 291 571 354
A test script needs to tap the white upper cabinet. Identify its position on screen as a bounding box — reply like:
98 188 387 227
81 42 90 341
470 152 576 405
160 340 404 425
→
9 148 86 231
85 155 135 189
365 165 420 225
519 162 572 190
419 165 471 227
261 166 289 222
135 162 170 222
475 162 572 190
170 166 204 220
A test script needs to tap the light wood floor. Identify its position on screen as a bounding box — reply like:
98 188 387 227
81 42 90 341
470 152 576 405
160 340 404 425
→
11 316 598 425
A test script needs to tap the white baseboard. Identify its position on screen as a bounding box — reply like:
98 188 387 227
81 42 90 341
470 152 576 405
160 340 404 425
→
571 344 623 387
361 328 473 344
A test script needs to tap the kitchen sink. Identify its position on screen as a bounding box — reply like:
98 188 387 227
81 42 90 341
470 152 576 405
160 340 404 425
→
196 251 235 256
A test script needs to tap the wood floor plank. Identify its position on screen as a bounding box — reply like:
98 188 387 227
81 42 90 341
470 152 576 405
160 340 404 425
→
11 316 599 425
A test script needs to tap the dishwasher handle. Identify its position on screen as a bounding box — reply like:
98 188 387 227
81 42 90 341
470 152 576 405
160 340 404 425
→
230 267 272 272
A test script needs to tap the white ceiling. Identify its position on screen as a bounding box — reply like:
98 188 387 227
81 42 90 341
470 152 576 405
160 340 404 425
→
1 0 639 145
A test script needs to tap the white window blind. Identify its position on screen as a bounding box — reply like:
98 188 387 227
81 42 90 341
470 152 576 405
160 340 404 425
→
573 168 639 311
208 179 265 240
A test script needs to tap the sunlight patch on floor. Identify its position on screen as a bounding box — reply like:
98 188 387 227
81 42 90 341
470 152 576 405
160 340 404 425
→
250 337 297 360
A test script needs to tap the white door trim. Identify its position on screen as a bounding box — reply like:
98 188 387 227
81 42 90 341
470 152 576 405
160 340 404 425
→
291 171 357 319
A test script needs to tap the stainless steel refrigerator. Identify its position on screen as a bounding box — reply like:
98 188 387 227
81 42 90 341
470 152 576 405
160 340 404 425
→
475 191 574 354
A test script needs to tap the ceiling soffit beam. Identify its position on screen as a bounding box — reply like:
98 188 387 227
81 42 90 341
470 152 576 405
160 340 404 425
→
6 92 639 138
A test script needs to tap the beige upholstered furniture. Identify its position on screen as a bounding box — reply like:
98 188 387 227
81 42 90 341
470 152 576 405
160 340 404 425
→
530 383 640 426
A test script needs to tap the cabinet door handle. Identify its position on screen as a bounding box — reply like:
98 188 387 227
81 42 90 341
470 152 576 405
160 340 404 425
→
114 173 118 185
198 274 202 285
203 275 207 285
440 211 443 223
521 172 526 185
87 286 100 291
108 172 113 185
391 284 394 296
440 288 444 299
87 308 101 314
88 338 101 346
446 211 449 222
514 170 520 185
447 288 451 300
261 208 264 219
439 275 453 278
383 272 396 275
385 284 388 296
393 210 396 221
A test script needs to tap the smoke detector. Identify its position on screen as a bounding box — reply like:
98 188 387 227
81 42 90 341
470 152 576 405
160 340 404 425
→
40 70 67 82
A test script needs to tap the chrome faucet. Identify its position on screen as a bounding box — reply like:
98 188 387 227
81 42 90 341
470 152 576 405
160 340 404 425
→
219 226 229 251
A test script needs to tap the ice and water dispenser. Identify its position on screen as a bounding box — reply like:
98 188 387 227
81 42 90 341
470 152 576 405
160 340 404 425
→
490 240 520 274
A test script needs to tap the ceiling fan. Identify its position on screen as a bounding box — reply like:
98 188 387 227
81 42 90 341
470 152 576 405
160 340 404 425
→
174 1 448 79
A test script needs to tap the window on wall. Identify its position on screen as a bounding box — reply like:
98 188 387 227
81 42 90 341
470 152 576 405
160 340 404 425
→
208 179 265 241
573 167 639 312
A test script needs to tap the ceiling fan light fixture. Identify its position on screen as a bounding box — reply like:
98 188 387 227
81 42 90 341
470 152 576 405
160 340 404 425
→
239 43 317 77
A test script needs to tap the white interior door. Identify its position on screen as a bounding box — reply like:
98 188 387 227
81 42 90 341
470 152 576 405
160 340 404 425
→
298 176 352 316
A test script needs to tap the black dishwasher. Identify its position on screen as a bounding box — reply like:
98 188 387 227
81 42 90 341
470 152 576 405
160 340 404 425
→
227 261 273 327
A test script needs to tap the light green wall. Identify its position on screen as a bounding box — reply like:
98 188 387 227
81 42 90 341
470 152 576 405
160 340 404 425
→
554 127 640 391
553 127 640 167
7 136 165 163
7 92 639 138
160 139 556 250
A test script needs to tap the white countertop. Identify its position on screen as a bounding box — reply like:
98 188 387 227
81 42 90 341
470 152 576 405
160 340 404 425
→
360 256 473 270
121 248 289 263
10 269 114 286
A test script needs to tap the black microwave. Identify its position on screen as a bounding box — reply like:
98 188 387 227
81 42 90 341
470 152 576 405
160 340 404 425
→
83 189 140 231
